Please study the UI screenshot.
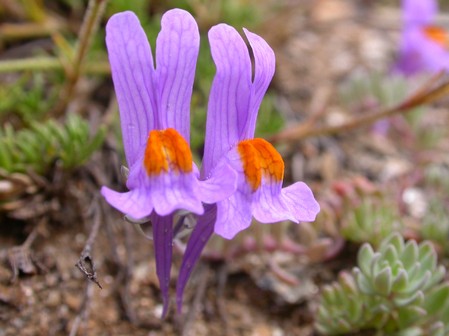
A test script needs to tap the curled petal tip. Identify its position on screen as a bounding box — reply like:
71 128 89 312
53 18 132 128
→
101 186 154 220
282 182 320 222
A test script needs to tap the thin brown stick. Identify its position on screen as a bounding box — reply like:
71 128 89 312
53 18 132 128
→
75 199 103 289
181 263 210 336
51 0 108 117
216 263 230 336
117 222 139 325
7 218 46 282
68 282 94 336
0 21 63 40
270 73 449 144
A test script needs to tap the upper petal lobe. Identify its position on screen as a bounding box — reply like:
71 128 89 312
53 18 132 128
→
106 12 157 167
202 24 252 176
156 9 200 141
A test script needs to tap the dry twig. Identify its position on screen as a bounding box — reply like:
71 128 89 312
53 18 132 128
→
216 263 230 336
68 282 94 336
51 0 108 116
270 72 449 143
8 218 45 282
180 263 210 336
75 198 103 289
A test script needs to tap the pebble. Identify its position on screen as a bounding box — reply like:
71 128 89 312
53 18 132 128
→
46 291 61 307
45 274 59 287
64 291 82 310
0 265 12 283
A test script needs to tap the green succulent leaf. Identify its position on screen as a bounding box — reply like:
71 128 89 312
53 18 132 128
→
401 240 419 271
374 267 393 296
354 269 375 295
339 272 358 294
370 254 382 279
321 286 337 306
418 247 437 274
358 244 375 276
425 266 446 292
407 270 431 294
384 245 399 265
316 234 449 335
381 233 404 255
394 291 424 307
391 269 409 293
0 115 105 175
397 306 427 330
423 284 449 316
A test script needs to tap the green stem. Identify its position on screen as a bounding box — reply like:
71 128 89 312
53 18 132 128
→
0 57 110 74
71 0 108 80
52 0 109 117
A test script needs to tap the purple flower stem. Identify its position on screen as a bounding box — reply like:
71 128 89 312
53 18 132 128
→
152 214 174 318
176 205 216 312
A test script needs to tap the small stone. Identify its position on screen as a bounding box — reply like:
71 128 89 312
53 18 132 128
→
47 291 61 307
251 324 272 336
0 265 12 283
64 291 82 310
0 283 25 308
45 274 59 287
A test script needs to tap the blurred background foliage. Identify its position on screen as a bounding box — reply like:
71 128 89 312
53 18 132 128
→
0 0 282 177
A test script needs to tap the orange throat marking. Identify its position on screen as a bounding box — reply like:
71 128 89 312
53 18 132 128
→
237 138 284 191
143 128 193 176
423 25 449 49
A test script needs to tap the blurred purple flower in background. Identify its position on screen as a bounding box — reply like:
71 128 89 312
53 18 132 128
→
396 0 449 75
101 10 236 316
177 24 319 310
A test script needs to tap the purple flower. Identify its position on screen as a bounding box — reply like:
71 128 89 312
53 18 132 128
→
396 0 449 75
101 10 236 316
177 24 320 310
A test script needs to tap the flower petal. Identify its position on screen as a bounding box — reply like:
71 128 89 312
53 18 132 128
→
281 182 320 222
403 0 436 27
101 186 153 219
242 28 276 139
106 12 157 167
198 160 238 203
151 172 205 216
215 190 253 239
202 24 252 176
396 28 449 75
126 150 204 216
252 181 296 223
176 205 216 312
151 213 174 318
156 9 199 142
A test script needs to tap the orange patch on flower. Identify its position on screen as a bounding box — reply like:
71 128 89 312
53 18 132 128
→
237 138 284 191
423 25 449 48
144 128 193 176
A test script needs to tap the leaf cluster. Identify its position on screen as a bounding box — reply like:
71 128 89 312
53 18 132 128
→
341 196 403 248
316 233 449 335
0 114 105 175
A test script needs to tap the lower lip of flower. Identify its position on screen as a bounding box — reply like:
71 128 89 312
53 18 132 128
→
237 138 284 191
422 25 449 49
144 128 193 176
